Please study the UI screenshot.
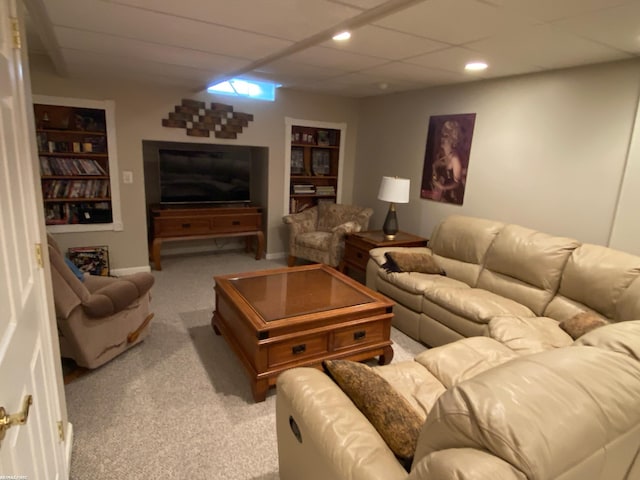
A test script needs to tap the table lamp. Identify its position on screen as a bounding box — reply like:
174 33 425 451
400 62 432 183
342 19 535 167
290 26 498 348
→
377 176 410 240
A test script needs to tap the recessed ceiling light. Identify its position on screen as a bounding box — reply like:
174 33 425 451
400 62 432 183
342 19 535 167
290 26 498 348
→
332 31 351 41
465 62 488 71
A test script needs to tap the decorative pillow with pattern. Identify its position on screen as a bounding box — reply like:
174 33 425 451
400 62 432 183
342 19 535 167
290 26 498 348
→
559 311 609 340
322 359 423 471
382 251 446 275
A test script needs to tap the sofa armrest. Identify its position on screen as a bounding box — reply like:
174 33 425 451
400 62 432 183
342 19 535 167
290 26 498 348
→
277 368 407 480
409 448 526 480
82 272 154 318
369 247 433 268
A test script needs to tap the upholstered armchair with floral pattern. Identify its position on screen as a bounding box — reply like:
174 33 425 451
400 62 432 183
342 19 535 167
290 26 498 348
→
283 203 373 268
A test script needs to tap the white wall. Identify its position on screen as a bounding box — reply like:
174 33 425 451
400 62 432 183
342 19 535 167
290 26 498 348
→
355 59 640 252
29 54 360 269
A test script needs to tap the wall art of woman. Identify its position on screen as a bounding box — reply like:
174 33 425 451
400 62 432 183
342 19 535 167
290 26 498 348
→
420 113 476 205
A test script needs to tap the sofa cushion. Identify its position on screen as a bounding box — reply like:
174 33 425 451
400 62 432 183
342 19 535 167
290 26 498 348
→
322 359 422 469
422 287 534 326
377 271 469 312
429 216 504 287
477 224 579 315
373 361 445 421
414 337 518 388
574 320 640 361
295 231 332 250
559 311 609 340
487 315 573 355
551 244 640 320
382 251 445 275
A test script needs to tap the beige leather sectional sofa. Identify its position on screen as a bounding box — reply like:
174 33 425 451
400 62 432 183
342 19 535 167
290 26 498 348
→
275 215 640 479
366 215 640 349
276 321 640 479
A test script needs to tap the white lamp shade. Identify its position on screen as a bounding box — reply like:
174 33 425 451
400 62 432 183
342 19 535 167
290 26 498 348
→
377 176 410 203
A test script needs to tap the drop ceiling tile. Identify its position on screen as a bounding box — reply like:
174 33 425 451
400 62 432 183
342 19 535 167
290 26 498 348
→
319 25 448 60
286 45 389 71
43 0 292 60
54 27 250 72
332 0 390 10
253 59 347 81
373 0 539 45
406 45 543 78
467 24 632 70
552 2 640 54
62 49 218 85
364 61 470 85
482 0 631 22
112 0 362 41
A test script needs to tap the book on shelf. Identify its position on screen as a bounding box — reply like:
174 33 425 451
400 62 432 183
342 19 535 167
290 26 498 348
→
293 183 315 194
311 149 330 175
315 186 335 195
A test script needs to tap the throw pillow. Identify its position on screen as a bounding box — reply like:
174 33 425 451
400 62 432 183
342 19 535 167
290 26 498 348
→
64 256 85 282
322 359 423 471
559 312 608 340
382 251 445 275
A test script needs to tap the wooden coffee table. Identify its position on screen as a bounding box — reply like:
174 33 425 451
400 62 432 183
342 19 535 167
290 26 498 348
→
211 264 394 402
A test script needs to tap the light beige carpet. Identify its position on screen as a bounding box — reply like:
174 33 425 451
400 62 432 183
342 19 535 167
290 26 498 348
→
65 250 426 479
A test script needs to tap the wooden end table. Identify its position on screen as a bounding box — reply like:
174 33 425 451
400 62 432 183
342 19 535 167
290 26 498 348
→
212 264 394 402
338 230 429 276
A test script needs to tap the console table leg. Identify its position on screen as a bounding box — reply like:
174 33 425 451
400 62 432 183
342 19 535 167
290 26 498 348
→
255 231 265 260
251 378 269 402
378 345 394 365
151 238 163 270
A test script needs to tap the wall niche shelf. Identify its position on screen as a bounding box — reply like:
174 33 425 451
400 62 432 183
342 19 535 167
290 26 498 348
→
284 118 346 214
33 95 122 233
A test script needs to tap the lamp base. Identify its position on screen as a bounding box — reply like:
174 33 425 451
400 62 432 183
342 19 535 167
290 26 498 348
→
382 204 398 241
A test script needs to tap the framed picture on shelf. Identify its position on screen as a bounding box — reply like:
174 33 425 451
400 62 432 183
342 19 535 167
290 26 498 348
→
68 245 110 276
317 130 330 146
311 149 330 175
291 148 304 175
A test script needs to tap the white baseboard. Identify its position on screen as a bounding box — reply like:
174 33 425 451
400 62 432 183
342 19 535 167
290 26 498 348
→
111 265 152 276
266 251 287 261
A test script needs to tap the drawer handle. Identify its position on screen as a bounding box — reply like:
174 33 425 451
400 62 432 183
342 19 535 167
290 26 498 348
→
356 252 363 259
181 223 191 228
353 331 366 341
292 344 306 355
232 220 241 225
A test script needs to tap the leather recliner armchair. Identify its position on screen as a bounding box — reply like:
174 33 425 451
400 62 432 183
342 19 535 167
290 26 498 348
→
47 235 155 370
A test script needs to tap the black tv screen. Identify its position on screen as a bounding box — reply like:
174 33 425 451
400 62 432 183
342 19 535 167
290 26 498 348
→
159 149 251 204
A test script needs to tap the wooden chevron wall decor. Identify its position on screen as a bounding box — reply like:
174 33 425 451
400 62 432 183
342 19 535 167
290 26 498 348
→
162 99 254 139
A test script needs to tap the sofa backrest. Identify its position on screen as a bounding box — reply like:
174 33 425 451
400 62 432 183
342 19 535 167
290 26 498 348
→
476 224 580 315
544 243 640 321
412 323 640 479
429 215 504 286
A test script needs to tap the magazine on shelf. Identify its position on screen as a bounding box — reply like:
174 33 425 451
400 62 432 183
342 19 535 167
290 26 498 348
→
67 246 110 276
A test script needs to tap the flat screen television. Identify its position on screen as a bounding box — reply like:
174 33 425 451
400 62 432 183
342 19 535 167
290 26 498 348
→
158 149 251 204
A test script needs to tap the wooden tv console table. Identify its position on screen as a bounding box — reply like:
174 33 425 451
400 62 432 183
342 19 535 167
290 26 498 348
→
150 205 264 270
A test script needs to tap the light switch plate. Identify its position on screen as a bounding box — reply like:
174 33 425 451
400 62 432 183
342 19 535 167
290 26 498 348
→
123 170 133 184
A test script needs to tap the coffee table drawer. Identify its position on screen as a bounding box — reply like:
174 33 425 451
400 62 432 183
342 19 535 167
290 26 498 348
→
333 321 385 351
268 334 328 368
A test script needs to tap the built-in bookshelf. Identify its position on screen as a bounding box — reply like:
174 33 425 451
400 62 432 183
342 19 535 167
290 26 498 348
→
33 96 122 232
286 119 345 214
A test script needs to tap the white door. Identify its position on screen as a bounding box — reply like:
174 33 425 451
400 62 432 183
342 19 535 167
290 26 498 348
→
0 0 70 477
